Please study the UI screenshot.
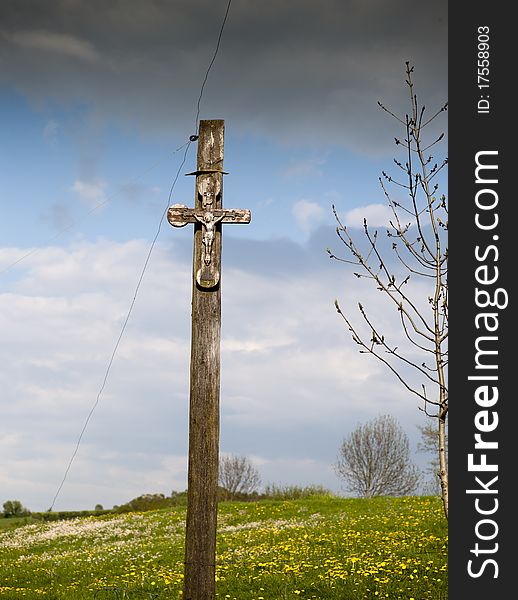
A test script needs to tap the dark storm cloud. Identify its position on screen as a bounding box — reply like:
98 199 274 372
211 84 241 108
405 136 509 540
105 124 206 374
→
0 0 447 153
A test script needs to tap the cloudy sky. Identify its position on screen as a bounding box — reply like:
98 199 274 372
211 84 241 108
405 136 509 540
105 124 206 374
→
0 0 447 511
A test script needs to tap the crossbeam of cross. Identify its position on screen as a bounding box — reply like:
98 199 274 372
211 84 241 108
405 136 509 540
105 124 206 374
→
167 173 250 288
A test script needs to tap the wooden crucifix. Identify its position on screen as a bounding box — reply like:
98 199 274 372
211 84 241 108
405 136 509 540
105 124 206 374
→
167 120 251 600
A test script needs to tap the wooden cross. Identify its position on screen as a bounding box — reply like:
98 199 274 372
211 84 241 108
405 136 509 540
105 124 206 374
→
167 120 250 600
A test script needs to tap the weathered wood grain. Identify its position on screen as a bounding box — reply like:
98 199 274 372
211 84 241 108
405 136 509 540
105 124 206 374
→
183 120 223 600
179 120 252 600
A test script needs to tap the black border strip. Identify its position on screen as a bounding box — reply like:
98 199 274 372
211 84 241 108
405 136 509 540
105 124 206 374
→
449 3 513 596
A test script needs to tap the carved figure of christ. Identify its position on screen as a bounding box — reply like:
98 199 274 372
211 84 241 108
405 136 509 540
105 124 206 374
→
195 211 226 265
167 203 251 288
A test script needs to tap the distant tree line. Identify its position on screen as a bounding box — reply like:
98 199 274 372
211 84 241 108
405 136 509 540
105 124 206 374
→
4 425 440 524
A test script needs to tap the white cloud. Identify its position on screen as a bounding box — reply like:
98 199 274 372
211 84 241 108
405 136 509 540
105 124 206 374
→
292 199 325 234
71 179 107 208
258 197 275 208
43 119 59 144
0 237 431 511
345 203 393 227
4 30 99 62
282 157 325 179
249 455 335 490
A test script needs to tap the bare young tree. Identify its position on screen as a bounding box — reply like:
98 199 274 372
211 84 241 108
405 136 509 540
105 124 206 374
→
218 455 261 498
334 414 420 498
417 421 448 495
328 63 448 518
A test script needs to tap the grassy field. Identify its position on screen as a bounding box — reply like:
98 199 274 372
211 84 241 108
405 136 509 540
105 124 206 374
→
0 517 34 532
0 495 447 599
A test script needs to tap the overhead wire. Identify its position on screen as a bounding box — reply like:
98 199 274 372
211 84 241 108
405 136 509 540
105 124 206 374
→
49 142 192 511
48 0 234 510
194 0 233 135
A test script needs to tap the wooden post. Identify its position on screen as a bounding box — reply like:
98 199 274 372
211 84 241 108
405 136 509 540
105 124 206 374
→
167 120 251 600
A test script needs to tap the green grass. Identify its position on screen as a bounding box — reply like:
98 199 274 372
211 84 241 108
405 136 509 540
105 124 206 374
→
0 495 447 599
0 517 38 532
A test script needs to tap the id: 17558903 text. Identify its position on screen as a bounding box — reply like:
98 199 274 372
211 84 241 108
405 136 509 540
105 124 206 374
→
477 26 490 114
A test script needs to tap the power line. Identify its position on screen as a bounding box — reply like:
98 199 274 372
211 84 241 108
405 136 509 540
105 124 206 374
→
194 0 233 134
48 0 235 510
49 142 192 511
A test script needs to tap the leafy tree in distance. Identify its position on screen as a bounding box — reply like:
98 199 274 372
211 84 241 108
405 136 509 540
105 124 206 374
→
218 455 261 499
2 499 30 518
417 421 448 495
334 414 421 498
328 63 448 518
